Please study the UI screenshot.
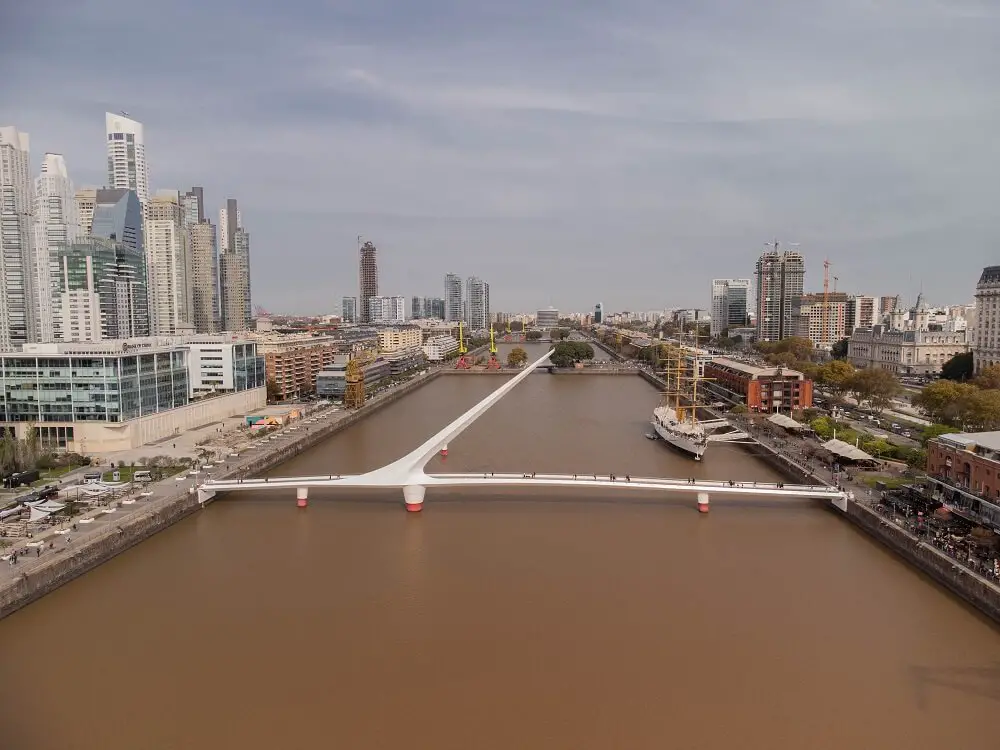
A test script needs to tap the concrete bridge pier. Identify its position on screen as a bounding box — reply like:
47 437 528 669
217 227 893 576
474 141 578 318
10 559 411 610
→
197 487 216 507
403 484 425 513
297 487 308 508
697 492 710 514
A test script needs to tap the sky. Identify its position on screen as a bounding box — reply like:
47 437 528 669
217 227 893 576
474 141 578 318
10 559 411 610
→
4 0 998 315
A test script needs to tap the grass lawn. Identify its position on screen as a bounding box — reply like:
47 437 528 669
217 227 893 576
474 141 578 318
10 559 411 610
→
859 474 912 489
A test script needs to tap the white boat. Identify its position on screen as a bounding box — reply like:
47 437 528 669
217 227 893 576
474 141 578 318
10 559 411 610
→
651 404 708 460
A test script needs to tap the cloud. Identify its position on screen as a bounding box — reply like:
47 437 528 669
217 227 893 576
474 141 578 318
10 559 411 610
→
3 0 997 313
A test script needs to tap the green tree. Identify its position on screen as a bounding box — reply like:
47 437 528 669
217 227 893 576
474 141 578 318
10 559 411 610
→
265 378 281 402
525 330 543 341
550 328 571 341
830 337 849 359
817 359 855 398
810 416 835 439
864 369 902 416
729 404 749 415
0 428 18 475
506 347 528 368
550 341 595 367
941 351 974 382
974 364 1000 390
912 380 977 424
22 425 39 471
861 437 893 458
921 423 959 445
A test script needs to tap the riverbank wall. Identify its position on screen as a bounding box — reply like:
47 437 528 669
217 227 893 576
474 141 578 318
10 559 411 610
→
440 368 636 376
0 370 445 620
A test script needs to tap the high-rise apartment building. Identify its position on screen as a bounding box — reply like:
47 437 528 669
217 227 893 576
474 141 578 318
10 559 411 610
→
424 297 445 320
465 276 490 330
368 296 406 324
710 279 751 337
180 187 204 227
791 292 848 349
972 266 1000 373
146 191 191 335
0 127 37 350
444 273 463 322
594 302 603 324
53 237 148 341
105 112 149 211
219 199 251 331
32 153 79 343
845 295 878 336
754 247 805 342
410 296 423 319
75 188 97 236
358 240 378 323
189 221 218 333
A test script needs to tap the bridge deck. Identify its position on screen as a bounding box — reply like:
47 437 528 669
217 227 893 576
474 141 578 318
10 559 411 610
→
201 472 843 500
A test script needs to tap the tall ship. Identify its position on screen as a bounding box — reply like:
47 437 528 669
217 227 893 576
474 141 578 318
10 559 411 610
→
649 340 745 460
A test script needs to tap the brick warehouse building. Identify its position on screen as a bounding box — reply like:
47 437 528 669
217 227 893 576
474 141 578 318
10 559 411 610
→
925 431 1000 528
701 357 813 413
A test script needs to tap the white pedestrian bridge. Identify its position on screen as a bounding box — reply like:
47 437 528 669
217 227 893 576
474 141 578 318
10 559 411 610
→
198 350 850 513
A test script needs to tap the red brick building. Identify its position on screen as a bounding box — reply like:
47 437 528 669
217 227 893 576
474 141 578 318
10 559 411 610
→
702 357 813 412
925 431 1000 528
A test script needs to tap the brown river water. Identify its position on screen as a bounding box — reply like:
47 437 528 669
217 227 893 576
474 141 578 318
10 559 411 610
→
1 344 997 749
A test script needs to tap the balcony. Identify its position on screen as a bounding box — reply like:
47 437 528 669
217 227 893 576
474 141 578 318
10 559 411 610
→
925 474 1000 529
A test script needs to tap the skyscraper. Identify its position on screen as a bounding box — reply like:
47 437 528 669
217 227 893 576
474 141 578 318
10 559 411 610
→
75 188 97 236
710 279 751 337
754 247 805 342
444 273 463 322
0 126 35 350
465 276 490 330
105 112 149 211
219 198 251 331
424 297 445 320
180 187 205 226
189 220 218 333
594 302 603 324
33 153 79 342
52 238 148 341
358 239 378 323
56 188 148 340
146 190 191 334
410 296 423 319
367 296 406 324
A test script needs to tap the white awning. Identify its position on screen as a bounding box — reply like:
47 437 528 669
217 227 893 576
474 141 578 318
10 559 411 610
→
768 413 805 431
821 438 876 463
26 500 67 522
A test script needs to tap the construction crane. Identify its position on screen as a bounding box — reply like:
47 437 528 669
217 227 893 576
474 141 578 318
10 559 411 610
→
487 327 501 369
343 357 366 409
455 321 471 369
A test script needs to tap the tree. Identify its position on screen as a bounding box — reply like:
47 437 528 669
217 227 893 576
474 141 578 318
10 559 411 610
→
525 330 543 341
941 351 974 382
846 368 900 415
550 341 595 368
265 378 281 402
22 425 39 471
974 364 1000 390
0 428 18 475
551 328 571 341
831 337 849 359
729 404 749 415
921 423 959 445
817 360 855 398
913 380 977 425
506 347 528 368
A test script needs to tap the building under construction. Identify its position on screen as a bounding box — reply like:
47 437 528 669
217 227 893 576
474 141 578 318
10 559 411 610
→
358 239 378 323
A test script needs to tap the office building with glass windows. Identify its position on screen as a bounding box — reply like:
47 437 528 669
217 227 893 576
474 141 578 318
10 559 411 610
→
0 336 265 452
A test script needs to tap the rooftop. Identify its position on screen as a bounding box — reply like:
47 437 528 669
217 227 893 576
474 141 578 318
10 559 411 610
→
937 431 1000 453
709 357 806 379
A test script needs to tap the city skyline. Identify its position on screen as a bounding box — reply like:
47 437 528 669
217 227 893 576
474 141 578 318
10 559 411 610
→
5 0 996 314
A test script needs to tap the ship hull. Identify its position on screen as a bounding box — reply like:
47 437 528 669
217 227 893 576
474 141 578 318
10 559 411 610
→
651 421 707 460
